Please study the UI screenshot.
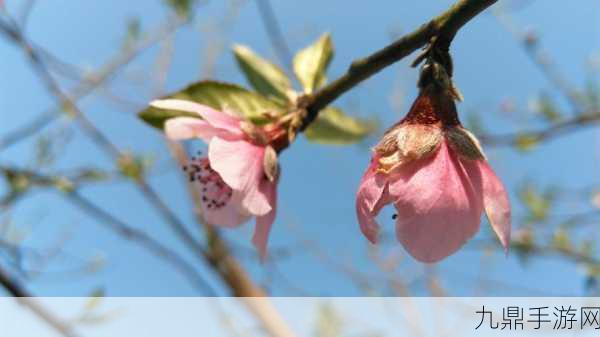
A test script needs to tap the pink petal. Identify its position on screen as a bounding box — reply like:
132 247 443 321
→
479 160 511 253
201 190 251 228
164 117 219 142
150 99 243 136
252 179 278 261
208 137 272 216
390 141 484 263
356 158 390 243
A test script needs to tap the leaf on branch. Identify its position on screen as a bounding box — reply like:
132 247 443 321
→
233 44 292 102
117 153 154 181
293 33 333 93
514 134 539 152
138 81 286 129
518 183 554 223
304 107 376 145
163 0 197 18
534 92 562 123
123 18 142 48
552 227 571 252
584 78 600 111
511 228 535 262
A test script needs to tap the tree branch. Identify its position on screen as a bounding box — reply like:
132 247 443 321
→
299 0 498 129
479 112 600 146
0 264 81 337
0 163 217 294
0 17 184 151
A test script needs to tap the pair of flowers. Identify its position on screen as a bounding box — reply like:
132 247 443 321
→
151 63 511 263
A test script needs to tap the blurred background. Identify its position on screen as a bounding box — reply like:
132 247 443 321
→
0 0 599 304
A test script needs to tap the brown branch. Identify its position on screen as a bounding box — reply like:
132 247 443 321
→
479 112 600 146
0 164 216 294
0 264 81 337
299 0 498 130
0 17 215 295
65 191 217 295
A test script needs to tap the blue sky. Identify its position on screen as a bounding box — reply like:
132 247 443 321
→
0 0 598 297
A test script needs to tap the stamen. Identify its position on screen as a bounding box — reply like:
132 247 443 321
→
182 155 233 211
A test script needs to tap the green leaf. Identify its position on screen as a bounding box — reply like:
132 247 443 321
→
138 81 285 129
304 107 375 145
293 33 333 93
233 44 291 102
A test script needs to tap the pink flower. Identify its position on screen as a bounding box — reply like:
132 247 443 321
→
356 63 511 263
150 99 281 259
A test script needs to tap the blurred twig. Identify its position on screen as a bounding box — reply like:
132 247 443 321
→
0 264 82 337
493 6 586 112
0 164 217 295
480 111 600 146
0 15 218 298
66 191 217 295
0 16 185 150
255 0 292 72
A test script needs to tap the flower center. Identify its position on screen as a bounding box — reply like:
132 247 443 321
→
401 86 460 126
183 154 233 210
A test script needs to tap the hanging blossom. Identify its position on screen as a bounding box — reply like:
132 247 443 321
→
356 60 511 263
150 99 285 260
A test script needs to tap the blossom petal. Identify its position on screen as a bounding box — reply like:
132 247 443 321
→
355 158 390 243
479 160 511 253
208 137 272 215
252 179 278 261
165 117 219 142
201 190 251 228
150 99 243 136
390 141 484 263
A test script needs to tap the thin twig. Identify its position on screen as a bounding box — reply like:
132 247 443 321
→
479 111 600 146
65 190 218 295
0 16 212 289
0 264 82 337
0 17 185 151
0 164 217 295
255 0 292 72
493 7 585 112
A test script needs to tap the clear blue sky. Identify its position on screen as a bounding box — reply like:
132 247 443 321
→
0 0 598 297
